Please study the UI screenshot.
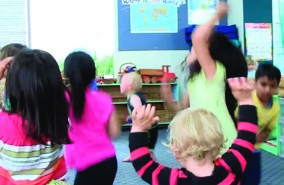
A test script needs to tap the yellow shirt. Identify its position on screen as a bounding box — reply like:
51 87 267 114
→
188 62 237 154
235 91 280 149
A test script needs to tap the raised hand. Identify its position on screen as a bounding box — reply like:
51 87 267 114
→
131 104 159 132
216 2 229 18
227 77 254 105
0 57 13 80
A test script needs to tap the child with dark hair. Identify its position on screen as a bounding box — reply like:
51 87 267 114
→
0 49 71 185
236 63 281 185
0 43 27 108
64 51 120 185
162 2 248 153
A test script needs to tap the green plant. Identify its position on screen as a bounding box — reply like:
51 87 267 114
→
95 55 114 75
57 54 114 76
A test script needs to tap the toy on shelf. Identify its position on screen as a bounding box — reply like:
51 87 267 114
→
138 65 177 83
96 75 116 84
117 63 137 83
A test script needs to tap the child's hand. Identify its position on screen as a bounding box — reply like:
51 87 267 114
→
0 57 13 80
228 77 254 105
257 130 270 143
216 2 229 18
131 104 159 132
161 82 172 100
186 47 197 65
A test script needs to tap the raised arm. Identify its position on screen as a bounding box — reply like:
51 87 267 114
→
0 57 13 80
217 78 257 177
161 83 189 112
129 105 179 184
130 94 143 110
191 2 228 80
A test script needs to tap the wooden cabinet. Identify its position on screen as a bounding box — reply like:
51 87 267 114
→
98 83 179 126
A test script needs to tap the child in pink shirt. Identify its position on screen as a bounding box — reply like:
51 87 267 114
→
0 49 70 185
64 51 121 185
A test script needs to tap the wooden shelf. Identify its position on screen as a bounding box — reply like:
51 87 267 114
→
98 83 179 126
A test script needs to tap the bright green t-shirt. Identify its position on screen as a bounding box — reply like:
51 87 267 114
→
188 62 237 154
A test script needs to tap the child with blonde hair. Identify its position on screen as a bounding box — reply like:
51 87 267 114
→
129 77 258 185
120 72 159 162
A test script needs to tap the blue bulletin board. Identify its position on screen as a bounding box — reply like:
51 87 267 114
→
118 0 227 51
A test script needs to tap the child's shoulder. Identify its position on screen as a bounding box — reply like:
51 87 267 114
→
87 90 113 104
0 111 25 137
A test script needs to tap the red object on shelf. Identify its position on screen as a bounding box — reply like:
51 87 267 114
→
138 65 177 83
157 65 177 83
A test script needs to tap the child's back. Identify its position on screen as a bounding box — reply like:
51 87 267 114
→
65 90 116 170
64 51 120 185
0 49 70 185
0 112 66 185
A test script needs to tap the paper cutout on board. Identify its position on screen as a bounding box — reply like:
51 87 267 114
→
122 0 186 7
245 23 272 62
188 0 218 25
130 3 178 33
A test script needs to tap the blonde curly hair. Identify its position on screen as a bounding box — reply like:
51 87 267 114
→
166 108 225 162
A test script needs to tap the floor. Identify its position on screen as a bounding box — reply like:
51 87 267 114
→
66 128 284 185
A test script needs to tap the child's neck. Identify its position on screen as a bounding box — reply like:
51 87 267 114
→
257 94 271 107
184 157 214 177
126 90 136 97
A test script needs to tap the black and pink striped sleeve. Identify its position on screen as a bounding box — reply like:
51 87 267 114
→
217 105 258 177
129 132 184 185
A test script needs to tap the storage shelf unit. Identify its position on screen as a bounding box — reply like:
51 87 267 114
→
97 83 179 127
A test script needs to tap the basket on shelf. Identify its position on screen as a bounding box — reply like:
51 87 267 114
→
117 63 137 83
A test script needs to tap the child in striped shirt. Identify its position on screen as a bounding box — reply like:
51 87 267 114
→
129 77 258 185
0 43 27 109
0 49 71 185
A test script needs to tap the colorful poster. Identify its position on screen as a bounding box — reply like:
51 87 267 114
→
130 3 178 33
245 23 272 62
187 0 218 25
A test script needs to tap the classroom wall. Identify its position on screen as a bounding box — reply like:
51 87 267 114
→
114 1 191 92
243 0 273 77
227 0 244 52
114 0 239 93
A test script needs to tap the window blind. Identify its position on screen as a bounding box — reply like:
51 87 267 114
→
0 0 27 48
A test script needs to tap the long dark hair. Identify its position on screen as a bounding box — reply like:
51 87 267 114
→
184 32 248 126
5 49 71 145
64 51 96 120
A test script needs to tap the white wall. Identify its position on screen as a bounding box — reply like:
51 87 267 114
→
227 0 244 52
